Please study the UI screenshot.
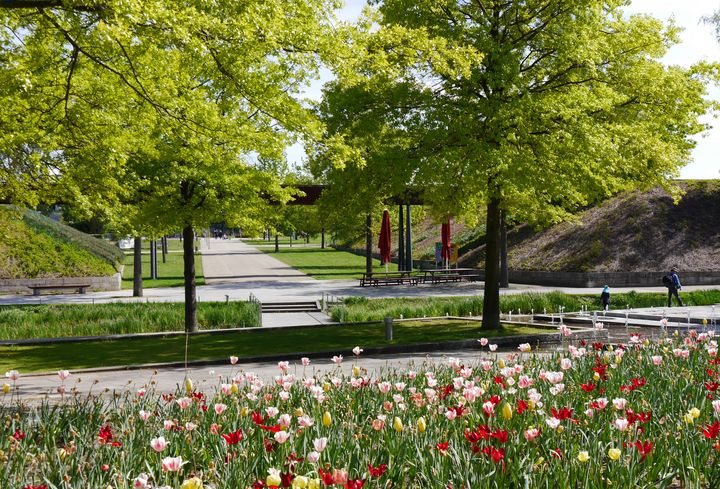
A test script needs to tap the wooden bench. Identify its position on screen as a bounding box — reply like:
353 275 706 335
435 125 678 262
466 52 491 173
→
28 284 91 296
421 269 482 284
360 272 418 287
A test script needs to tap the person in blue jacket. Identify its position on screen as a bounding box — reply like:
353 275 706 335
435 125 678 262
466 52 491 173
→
600 285 611 311
666 267 683 307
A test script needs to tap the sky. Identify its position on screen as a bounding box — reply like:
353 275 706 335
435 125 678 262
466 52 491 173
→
288 0 720 179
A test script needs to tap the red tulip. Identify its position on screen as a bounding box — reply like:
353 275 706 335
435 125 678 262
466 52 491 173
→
221 429 243 445
702 421 720 439
345 479 365 489
634 440 653 459
368 463 387 478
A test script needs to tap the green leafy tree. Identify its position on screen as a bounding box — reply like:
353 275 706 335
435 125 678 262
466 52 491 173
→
313 0 714 328
1 0 344 331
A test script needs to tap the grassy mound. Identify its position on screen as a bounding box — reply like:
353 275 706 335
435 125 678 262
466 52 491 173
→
0 206 122 279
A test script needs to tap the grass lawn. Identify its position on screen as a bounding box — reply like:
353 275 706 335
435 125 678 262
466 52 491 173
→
0 321 547 372
121 250 205 289
256 246 399 279
0 301 259 340
243 236 323 246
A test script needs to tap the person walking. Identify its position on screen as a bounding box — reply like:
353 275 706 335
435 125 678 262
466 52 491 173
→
665 267 683 307
600 285 611 311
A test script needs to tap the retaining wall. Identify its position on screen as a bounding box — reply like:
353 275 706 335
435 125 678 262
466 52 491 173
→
0 273 122 294
475 270 720 287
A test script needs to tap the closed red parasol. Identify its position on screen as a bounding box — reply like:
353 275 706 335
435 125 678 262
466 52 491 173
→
441 217 451 268
378 209 392 270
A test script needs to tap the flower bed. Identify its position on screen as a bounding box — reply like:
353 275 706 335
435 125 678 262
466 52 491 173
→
3 330 720 488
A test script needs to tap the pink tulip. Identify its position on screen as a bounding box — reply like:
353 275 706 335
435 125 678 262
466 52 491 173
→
214 403 228 415
378 381 391 394
161 455 184 472
307 451 320 463
185 422 197 431
596 397 608 409
394 382 406 392
333 469 348 485
56 386 66 395
151 436 168 452
560 358 572 370
313 437 327 452
301 357 310 366
612 398 627 410
483 401 495 416
651 355 663 366
546 417 561 430
266 406 279 417
712 400 720 413
229 356 239 365
279 391 291 402
278 361 289 373
445 410 457 421
524 428 540 441
5 370 19 382
489 344 498 352
298 415 314 427
274 430 290 444
352 346 363 356
614 418 629 432
176 397 192 409
479 338 489 346
134 473 150 488
278 414 291 427
57 370 70 381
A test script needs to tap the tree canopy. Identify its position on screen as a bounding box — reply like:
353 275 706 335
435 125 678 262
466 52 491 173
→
311 0 716 327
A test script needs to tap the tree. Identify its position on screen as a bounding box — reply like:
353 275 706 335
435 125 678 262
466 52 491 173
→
1 0 344 331
313 0 714 328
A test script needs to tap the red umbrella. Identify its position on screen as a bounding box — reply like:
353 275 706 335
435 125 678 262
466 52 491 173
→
441 217 451 268
378 209 392 270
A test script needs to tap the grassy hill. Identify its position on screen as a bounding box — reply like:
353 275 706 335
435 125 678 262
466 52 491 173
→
0 206 123 279
459 181 720 272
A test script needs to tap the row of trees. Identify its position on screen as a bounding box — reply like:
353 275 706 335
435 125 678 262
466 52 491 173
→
1 0 717 331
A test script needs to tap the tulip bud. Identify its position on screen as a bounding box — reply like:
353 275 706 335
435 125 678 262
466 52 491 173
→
417 417 426 433
614 355 622 365
393 416 403 433
231 384 239 394
323 382 331 392
2 383 9 394
607 345 614 352
502 403 513 420
703 318 708 326
184 378 193 393
294 407 304 417
498 359 506 369
240 406 248 417
322 411 332 427
643 339 650 347
352 365 360 377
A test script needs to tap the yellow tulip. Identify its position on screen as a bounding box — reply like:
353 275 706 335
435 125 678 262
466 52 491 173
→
690 407 700 419
240 406 248 417
292 475 309 488
498 359 506 369
643 339 650 347
294 407 304 417
323 382 331 392
417 417 427 433
267 474 282 487
2 383 9 394
684 412 695 424
184 378 193 393
703 318 708 326
607 345 614 352
577 451 590 462
352 365 360 377
593 372 601 381
608 448 621 461
614 355 622 365
180 477 203 489
393 416 403 433
527 400 536 410
230 384 239 394
322 411 332 427
502 403 513 420
309 478 321 489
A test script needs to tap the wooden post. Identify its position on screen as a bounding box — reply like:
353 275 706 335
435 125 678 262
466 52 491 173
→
133 236 143 297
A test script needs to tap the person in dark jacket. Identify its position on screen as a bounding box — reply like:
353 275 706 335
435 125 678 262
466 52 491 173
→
600 285 611 311
666 267 683 307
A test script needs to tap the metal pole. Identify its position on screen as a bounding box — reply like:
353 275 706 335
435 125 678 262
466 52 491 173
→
384 317 393 340
398 205 405 271
366 213 373 275
405 204 412 272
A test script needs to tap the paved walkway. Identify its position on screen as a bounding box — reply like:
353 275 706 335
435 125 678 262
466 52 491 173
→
200 238 309 284
10 349 504 403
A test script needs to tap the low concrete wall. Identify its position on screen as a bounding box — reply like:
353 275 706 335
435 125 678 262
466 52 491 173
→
475 270 720 287
0 273 122 295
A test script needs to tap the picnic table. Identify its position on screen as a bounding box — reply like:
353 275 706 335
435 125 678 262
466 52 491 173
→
420 268 481 284
359 271 419 287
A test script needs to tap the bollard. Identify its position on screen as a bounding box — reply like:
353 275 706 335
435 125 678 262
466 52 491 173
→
225 294 229 304
384 317 393 341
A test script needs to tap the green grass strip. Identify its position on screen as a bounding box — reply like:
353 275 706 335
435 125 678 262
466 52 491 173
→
0 321 545 373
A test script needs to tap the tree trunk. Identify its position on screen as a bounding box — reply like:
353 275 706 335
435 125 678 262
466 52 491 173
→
365 213 373 275
133 236 143 297
182 225 197 333
275 234 279 252
405 204 412 271
321 227 325 249
162 236 167 264
482 197 502 329
500 209 509 288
